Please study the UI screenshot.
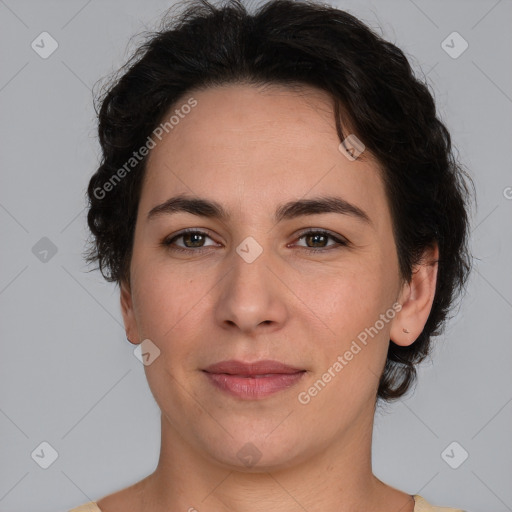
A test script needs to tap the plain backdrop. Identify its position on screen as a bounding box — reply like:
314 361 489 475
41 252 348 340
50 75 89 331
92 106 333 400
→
0 1 511 511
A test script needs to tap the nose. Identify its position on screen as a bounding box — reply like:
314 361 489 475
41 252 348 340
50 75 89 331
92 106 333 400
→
213 244 289 335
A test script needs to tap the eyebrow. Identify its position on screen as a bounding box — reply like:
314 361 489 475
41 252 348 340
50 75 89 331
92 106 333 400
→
147 194 372 226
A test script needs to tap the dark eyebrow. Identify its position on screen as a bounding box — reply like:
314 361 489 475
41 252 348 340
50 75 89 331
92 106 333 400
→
275 196 371 225
147 194 372 226
147 195 230 221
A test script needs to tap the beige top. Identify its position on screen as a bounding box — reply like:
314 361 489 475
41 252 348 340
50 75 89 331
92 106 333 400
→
68 494 465 511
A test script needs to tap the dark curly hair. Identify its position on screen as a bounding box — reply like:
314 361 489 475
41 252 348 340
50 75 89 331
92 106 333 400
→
84 0 474 402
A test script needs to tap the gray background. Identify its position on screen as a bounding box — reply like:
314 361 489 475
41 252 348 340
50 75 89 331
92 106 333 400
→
0 1 511 511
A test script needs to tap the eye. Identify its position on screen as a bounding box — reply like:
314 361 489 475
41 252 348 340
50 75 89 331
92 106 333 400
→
292 229 349 252
161 229 218 253
161 228 350 254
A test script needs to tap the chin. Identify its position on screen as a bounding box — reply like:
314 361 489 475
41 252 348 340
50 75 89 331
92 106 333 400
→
200 429 307 472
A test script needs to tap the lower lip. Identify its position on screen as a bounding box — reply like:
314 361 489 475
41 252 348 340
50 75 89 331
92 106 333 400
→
204 371 306 399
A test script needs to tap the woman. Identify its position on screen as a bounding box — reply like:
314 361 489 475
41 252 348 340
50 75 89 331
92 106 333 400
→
71 0 473 510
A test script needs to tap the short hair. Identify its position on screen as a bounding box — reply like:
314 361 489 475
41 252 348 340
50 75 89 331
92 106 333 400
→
84 0 474 402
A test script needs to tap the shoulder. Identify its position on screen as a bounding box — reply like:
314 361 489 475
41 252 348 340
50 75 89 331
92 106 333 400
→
414 494 466 512
67 485 139 512
68 503 102 512
69 492 466 512
78 478 147 512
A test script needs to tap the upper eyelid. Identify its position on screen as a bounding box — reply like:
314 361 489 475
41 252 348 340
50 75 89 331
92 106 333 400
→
166 229 218 246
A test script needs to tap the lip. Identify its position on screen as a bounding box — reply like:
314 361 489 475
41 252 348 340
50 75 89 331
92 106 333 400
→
202 359 306 400
203 359 305 375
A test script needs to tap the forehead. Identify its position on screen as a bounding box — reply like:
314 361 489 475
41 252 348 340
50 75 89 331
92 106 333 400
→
140 83 390 227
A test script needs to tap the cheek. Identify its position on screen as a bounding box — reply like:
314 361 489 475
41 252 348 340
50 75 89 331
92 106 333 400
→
131 263 205 347
303 261 395 391
310 263 390 340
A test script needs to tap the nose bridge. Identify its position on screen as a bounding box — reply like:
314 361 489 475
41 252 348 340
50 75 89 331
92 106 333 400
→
228 237 273 300
214 236 287 332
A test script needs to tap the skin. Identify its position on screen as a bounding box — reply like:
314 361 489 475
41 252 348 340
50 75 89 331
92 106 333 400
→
97 83 438 512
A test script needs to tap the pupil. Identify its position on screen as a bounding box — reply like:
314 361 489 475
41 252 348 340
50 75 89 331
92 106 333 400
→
308 234 326 247
186 233 203 247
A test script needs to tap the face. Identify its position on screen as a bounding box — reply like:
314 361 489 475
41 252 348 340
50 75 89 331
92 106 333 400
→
121 83 408 470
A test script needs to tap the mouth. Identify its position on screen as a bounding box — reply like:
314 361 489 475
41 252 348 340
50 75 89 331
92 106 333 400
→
202 359 307 400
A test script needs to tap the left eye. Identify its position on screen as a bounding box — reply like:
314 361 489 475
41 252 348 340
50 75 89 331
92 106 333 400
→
162 230 218 251
293 230 349 251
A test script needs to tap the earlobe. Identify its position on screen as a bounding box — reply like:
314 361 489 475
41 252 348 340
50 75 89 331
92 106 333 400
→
390 244 439 347
120 279 140 345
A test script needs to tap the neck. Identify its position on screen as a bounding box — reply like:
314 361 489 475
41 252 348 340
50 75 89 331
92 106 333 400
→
140 412 414 512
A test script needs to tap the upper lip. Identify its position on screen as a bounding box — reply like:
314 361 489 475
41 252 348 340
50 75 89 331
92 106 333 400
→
203 359 305 375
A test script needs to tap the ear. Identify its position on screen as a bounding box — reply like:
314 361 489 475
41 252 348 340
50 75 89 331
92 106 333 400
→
390 243 439 347
120 278 140 345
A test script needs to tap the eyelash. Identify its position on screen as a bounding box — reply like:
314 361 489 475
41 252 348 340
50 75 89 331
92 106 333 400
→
161 228 349 254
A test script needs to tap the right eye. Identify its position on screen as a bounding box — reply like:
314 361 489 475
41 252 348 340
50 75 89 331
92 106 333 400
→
161 229 220 253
